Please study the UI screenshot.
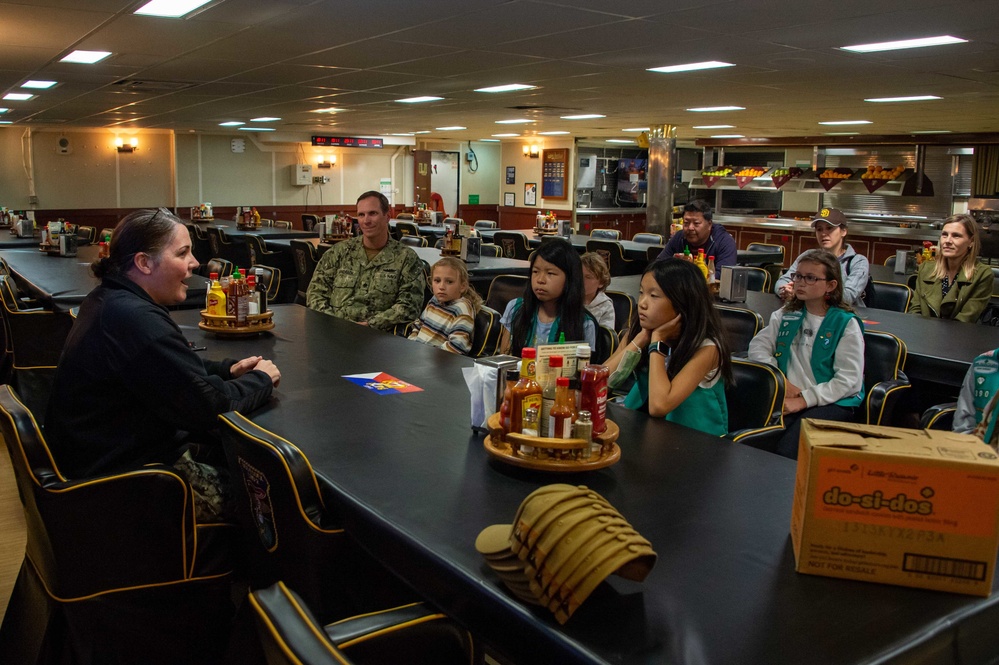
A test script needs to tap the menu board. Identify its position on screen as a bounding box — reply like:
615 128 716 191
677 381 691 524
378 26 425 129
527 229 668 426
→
542 149 568 200
311 136 384 148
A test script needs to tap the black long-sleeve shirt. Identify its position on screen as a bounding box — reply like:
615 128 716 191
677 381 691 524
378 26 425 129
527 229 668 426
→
45 274 273 478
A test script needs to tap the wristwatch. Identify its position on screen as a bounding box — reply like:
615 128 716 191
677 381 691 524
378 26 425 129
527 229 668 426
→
648 341 669 357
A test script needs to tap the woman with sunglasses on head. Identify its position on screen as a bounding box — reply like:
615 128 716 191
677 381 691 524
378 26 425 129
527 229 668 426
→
908 213 992 322
749 249 865 459
46 208 280 521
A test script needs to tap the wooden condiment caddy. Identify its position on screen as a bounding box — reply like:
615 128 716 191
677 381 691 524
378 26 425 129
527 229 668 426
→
483 412 620 472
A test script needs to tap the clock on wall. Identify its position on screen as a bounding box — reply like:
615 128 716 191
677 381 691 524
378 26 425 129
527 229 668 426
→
231 138 245 153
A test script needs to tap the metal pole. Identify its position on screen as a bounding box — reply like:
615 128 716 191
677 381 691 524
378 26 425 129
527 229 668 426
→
646 124 676 235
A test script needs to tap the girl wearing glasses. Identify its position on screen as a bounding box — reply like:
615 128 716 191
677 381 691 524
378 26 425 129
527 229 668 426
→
603 259 732 436
908 214 992 322
749 249 865 459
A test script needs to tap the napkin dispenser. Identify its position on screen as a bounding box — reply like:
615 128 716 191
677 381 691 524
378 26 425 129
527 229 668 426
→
894 250 909 275
718 266 749 303
460 235 481 263
476 355 520 413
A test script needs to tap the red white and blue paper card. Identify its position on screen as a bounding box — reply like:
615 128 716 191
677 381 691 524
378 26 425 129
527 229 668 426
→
342 372 423 394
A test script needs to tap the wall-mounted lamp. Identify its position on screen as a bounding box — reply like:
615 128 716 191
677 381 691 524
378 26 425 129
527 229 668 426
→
115 136 138 153
318 154 337 169
523 144 540 158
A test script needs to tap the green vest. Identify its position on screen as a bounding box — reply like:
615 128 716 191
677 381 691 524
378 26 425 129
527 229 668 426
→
971 350 999 445
774 307 864 408
623 364 729 437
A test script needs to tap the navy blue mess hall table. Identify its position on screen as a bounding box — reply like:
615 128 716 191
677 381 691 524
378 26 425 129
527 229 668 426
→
205 219 318 240
172 303 999 665
0 244 209 311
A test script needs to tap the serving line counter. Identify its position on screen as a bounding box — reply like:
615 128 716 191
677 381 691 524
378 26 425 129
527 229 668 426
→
608 276 992 389
170 304 999 665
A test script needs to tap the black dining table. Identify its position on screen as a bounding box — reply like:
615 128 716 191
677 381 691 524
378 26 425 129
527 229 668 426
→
170 304 999 665
0 234 46 250
478 229 784 266
206 219 318 240
0 244 209 310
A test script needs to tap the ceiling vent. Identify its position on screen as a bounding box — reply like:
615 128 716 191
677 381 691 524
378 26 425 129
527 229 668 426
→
112 79 196 92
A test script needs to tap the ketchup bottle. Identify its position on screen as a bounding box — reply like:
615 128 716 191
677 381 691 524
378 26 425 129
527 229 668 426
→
580 364 609 434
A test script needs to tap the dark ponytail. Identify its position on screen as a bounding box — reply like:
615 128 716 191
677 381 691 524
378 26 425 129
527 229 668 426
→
91 207 181 279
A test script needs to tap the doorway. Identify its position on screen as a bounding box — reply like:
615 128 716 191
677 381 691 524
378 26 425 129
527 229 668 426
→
431 151 460 218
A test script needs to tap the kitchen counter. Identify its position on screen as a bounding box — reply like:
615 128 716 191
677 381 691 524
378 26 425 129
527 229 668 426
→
713 214 941 241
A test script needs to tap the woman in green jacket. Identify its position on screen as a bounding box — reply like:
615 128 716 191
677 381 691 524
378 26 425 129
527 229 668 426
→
909 214 993 323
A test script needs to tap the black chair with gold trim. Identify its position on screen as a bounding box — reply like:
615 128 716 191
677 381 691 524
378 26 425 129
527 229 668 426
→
401 235 428 248
0 384 236 665
471 305 501 358
249 581 477 665
219 412 417 624
395 221 422 238
484 274 527 314
0 275 75 425
273 220 293 229
76 225 97 245
590 228 621 240
245 234 297 303
605 290 635 337
631 232 664 245
716 305 764 357
250 265 282 305
208 226 254 269
187 223 213 264
584 239 637 277
860 330 911 426
921 402 957 430
646 245 663 263
479 243 502 257
865 281 912 313
473 220 497 230
743 266 771 293
291 239 320 305
302 214 319 232
593 325 617 364
724 357 786 452
491 231 532 261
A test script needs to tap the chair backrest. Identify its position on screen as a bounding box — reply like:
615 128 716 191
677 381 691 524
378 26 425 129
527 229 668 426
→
865 281 912 312
0 276 75 422
746 242 785 266
249 582 353 665
884 255 896 268
200 257 233 279
290 240 319 304
219 411 357 621
584 239 633 277
273 220 293 229
479 243 502 257
724 358 786 449
716 305 764 355
76 225 97 244
631 232 664 245
474 220 497 230
470 306 502 357
302 214 319 232
920 403 957 430
593 325 617 364
250 265 281 302
646 245 663 263
485 274 528 313
442 217 464 226
743 266 771 293
187 224 212 263
590 228 621 240
97 227 115 243
861 330 908 424
395 212 415 220
605 290 635 336
401 235 428 248
395 221 421 237
492 231 531 261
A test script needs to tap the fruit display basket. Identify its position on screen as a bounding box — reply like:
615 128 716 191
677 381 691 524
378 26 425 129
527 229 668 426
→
816 168 856 191
699 166 733 188
198 310 275 336
732 167 770 188
769 166 804 189
860 165 908 193
483 412 620 472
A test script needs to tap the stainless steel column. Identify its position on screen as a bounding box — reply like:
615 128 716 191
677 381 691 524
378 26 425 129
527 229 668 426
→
646 124 676 235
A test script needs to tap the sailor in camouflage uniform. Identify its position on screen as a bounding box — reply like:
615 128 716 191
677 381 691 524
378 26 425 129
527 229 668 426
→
307 190 424 331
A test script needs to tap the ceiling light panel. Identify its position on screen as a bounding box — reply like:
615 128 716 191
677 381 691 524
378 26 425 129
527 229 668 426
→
864 95 941 103
395 96 443 103
21 80 57 89
687 106 744 112
474 84 536 93
134 0 214 18
60 50 112 64
841 35 967 53
647 61 734 73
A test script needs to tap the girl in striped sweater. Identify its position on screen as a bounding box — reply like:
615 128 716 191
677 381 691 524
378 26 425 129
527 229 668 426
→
409 257 482 355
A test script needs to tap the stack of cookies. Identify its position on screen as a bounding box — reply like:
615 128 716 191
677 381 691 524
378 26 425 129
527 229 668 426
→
475 484 656 624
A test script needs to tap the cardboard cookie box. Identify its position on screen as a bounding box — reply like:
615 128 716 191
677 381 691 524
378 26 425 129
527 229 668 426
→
791 420 999 596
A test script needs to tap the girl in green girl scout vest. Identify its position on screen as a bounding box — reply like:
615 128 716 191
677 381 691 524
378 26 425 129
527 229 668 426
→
748 249 865 459
954 348 999 448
